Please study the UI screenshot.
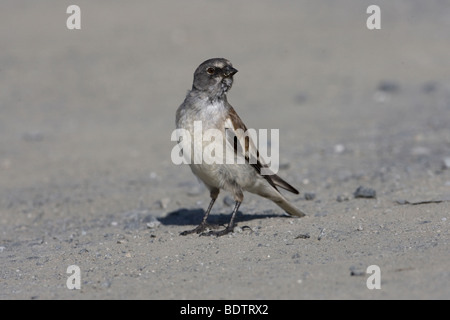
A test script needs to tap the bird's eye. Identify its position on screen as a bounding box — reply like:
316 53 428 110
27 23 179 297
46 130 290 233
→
206 67 215 75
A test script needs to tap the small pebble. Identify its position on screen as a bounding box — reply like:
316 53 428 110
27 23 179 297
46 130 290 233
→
234 226 243 233
147 221 161 229
337 193 350 202
0 247 5 253
146 216 161 229
349 266 366 277
378 80 400 93
354 186 376 199
314 211 329 217
304 193 316 201
317 228 326 241
334 144 345 154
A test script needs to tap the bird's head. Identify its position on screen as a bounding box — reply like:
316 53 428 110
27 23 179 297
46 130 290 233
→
192 58 238 99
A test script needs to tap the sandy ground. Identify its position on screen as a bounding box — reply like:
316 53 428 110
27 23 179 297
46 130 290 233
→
0 0 449 300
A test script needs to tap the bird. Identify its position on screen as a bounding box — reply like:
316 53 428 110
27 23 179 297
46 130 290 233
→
175 58 306 236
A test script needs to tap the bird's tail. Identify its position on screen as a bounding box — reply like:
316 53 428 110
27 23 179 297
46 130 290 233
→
273 197 306 217
250 182 306 217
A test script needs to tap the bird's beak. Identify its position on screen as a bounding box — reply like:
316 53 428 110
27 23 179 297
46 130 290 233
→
223 66 238 77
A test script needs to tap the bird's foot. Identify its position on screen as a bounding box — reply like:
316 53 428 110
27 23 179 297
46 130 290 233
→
180 223 219 236
200 226 235 237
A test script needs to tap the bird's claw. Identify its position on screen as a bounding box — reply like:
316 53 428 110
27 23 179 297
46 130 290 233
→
180 223 219 236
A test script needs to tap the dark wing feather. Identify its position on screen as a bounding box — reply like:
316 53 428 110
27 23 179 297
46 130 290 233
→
226 105 299 194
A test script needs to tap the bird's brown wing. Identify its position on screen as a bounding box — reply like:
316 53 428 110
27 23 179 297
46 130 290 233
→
225 106 299 195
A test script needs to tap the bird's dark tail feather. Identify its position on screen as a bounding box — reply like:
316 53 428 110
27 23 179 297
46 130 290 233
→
270 174 299 194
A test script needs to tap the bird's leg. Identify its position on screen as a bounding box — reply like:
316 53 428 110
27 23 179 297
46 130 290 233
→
180 189 219 236
201 201 241 237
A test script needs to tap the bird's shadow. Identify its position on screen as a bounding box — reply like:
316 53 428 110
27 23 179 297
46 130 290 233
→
159 208 284 226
